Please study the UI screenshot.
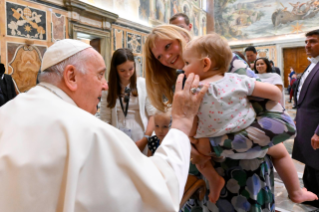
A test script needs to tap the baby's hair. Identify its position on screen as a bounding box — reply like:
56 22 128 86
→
185 33 233 74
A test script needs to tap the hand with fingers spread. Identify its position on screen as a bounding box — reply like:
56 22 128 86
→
171 73 208 136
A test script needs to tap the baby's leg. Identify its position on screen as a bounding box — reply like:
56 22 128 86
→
268 143 318 203
195 137 225 203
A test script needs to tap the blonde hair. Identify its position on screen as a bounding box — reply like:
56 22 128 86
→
185 33 233 75
144 24 192 111
154 107 172 120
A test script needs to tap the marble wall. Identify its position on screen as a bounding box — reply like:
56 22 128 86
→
112 24 149 77
0 0 68 92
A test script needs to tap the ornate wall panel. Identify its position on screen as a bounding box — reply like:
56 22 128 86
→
127 32 142 54
7 42 47 92
51 12 65 42
6 2 47 40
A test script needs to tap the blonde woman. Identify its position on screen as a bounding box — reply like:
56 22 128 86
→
144 25 296 211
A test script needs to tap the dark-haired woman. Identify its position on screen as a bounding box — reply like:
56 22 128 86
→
255 57 285 106
100 48 156 154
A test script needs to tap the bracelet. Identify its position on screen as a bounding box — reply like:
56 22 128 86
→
144 135 150 140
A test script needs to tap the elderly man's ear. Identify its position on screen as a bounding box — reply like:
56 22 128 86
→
63 65 79 91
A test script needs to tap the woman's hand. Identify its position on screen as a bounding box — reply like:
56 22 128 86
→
171 73 208 136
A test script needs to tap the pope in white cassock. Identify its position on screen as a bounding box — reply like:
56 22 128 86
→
0 39 208 212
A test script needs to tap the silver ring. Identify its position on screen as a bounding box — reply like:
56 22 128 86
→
191 87 197 94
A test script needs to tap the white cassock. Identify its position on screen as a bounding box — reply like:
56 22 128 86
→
0 83 190 212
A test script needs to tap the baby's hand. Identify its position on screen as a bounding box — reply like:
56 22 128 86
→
189 136 198 144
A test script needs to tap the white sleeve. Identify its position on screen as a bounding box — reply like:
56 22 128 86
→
151 129 191 201
99 91 112 124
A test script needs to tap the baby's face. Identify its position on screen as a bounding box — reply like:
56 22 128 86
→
154 115 170 141
183 48 204 79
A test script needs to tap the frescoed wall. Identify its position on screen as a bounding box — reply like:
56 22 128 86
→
214 0 319 40
81 0 208 36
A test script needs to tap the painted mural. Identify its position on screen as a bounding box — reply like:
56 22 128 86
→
171 0 182 17
81 0 207 35
139 0 150 21
214 0 319 40
6 2 47 40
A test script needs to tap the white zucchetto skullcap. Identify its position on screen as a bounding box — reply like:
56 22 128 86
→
41 39 92 71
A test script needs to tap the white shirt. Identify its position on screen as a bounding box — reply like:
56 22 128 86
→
297 55 319 101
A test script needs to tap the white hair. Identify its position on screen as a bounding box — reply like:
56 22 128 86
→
39 48 96 85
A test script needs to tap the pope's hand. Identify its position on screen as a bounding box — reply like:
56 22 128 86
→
171 73 208 136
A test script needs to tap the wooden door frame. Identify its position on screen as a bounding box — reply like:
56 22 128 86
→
276 41 305 83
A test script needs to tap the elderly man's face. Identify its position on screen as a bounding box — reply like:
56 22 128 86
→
76 49 108 114
305 35 319 58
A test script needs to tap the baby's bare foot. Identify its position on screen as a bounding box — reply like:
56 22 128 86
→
208 175 225 203
289 188 318 203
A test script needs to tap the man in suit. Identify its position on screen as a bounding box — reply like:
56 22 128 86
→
269 60 281 75
245 46 258 70
292 29 319 208
0 63 16 107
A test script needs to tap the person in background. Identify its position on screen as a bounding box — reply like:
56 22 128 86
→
147 108 171 156
293 29 319 208
270 60 281 75
244 46 258 70
287 67 296 93
100 48 156 155
254 57 285 106
0 63 16 107
289 73 297 103
233 51 248 63
169 13 193 31
291 73 301 109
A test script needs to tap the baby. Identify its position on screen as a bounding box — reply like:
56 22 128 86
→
184 33 318 203
147 109 171 156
